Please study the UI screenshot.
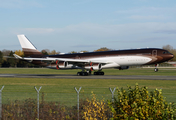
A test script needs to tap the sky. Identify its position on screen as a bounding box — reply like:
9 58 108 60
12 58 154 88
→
0 0 176 53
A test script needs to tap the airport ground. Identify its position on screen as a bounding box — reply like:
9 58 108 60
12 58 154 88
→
0 68 176 105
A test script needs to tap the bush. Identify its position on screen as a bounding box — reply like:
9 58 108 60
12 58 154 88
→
2 98 78 120
82 92 111 120
108 83 176 120
2 94 110 120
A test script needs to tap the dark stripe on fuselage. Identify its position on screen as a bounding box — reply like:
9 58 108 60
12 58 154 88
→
47 48 162 59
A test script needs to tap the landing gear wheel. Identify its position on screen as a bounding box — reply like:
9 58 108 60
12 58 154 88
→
77 72 88 76
154 68 158 72
89 70 92 75
87 70 92 75
94 71 104 75
82 72 85 76
77 72 81 76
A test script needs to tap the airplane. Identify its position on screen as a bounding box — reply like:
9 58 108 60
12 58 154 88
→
13 35 174 76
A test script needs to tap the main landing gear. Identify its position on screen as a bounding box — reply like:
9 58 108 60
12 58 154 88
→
154 64 158 72
94 71 104 75
77 72 89 76
77 70 104 76
77 70 92 76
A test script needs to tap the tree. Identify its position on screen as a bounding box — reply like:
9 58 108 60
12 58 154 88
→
48 50 60 55
2 49 11 56
2 49 11 61
41 49 49 55
15 50 24 57
0 51 3 67
80 50 89 53
108 83 176 119
94 47 111 52
69 51 77 54
7 51 16 67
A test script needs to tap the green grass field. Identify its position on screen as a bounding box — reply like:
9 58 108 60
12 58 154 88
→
0 67 176 75
0 68 176 106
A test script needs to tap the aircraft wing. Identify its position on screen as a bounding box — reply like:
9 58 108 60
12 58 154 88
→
13 54 109 64
52 57 110 64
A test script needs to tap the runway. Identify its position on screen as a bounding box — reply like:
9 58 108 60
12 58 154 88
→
0 74 176 80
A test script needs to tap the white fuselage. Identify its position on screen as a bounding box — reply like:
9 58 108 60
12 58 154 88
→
47 55 152 70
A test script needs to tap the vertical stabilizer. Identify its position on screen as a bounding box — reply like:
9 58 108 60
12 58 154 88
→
17 35 43 57
17 35 37 50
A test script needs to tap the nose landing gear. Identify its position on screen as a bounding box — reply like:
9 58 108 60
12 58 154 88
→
154 64 158 72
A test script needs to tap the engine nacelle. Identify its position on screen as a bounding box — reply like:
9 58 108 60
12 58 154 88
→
93 63 102 70
56 61 68 69
85 63 102 70
118 66 129 70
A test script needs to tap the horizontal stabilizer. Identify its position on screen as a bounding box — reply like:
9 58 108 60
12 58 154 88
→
13 54 22 59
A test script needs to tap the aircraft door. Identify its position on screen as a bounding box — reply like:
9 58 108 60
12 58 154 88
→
152 50 157 57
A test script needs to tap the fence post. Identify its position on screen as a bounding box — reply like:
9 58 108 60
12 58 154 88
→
34 86 42 120
0 86 4 120
109 87 116 118
109 87 116 102
74 87 82 120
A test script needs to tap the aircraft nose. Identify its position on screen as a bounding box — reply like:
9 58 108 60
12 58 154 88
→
171 54 174 59
168 54 174 60
164 54 174 61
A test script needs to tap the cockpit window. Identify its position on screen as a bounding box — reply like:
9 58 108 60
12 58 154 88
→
163 51 170 54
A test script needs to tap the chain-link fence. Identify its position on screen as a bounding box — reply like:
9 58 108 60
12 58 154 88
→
0 86 117 120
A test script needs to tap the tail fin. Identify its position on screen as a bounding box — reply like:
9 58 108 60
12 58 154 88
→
17 35 43 57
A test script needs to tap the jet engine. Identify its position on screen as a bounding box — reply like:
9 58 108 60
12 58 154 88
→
56 60 68 69
93 63 102 70
85 63 102 70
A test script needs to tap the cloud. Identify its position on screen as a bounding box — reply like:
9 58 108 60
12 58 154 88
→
12 28 55 35
141 36 171 42
116 6 176 21
154 30 176 34
116 7 176 14
10 22 176 51
129 15 165 20
71 44 98 48
0 0 43 8
12 22 176 38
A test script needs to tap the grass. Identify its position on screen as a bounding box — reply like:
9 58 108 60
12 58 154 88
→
0 79 176 105
0 67 176 75
0 68 175 119
0 68 176 106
